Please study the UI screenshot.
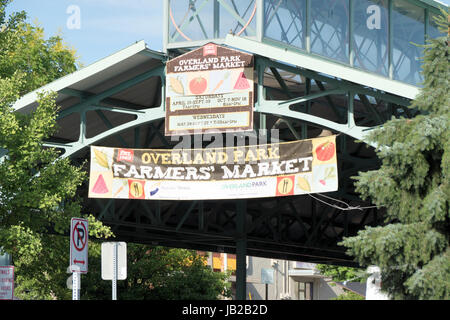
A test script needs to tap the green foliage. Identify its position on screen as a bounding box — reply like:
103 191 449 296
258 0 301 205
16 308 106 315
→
341 10 450 300
332 291 364 300
316 264 364 283
0 0 79 95
80 245 231 300
0 0 110 300
0 1 231 301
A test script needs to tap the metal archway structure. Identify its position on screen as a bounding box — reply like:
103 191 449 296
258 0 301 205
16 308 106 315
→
11 0 446 300
12 39 415 265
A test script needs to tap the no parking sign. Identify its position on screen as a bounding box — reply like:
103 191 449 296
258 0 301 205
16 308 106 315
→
70 218 88 273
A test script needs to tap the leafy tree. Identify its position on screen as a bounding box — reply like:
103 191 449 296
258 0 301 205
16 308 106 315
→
0 0 111 300
0 0 79 94
316 264 364 283
340 10 449 300
1 1 231 300
332 291 364 300
80 245 231 300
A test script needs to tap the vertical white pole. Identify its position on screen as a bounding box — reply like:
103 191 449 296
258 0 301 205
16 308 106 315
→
72 271 80 300
112 242 118 300
223 253 227 272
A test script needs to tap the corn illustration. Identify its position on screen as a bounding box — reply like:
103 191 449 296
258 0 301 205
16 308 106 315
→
169 77 185 95
297 176 311 192
93 148 109 169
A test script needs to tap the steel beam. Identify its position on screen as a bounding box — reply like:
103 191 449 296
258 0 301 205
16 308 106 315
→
235 200 247 300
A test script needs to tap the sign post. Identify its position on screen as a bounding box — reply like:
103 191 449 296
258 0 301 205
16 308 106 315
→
261 268 274 300
101 242 127 300
112 242 117 301
70 218 88 300
71 265 80 300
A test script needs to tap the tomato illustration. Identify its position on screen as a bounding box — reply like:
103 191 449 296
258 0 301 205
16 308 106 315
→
315 142 335 162
189 76 207 95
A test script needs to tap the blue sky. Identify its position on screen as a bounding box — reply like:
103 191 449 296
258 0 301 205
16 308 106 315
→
7 0 164 66
6 0 450 67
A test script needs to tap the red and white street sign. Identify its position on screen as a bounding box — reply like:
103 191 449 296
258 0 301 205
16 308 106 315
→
70 218 88 273
0 266 14 300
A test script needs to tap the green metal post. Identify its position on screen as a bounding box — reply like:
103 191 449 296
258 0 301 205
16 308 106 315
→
235 199 247 300
348 91 355 128
349 0 354 67
214 0 220 39
302 78 311 139
388 0 394 79
256 0 264 42
306 0 311 53
163 0 169 52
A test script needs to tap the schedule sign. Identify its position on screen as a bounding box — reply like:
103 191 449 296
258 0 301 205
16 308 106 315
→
0 266 14 300
70 218 88 273
165 42 254 136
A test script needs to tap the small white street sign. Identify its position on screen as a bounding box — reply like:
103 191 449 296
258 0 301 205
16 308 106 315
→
101 242 127 280
70 218 88 273
261 268 274 284
0 266 14 300
102 242 127 300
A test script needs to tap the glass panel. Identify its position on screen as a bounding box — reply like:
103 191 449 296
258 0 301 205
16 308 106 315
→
392 0 425 85
169 0 214 42
264 0 307 49
219 0 257 38
428 12 446 40
169 0 256 43
311 0 350 63
353 0 389 76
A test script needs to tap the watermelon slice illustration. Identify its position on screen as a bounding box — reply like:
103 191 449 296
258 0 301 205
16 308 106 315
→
234 71 250 90
92 174 109 194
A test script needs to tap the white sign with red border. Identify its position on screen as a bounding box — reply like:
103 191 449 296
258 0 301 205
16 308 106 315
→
0 266 14 300
70 218 88 273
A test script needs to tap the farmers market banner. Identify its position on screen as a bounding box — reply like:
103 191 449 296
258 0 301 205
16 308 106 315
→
88 135 338 201
165 42 254 136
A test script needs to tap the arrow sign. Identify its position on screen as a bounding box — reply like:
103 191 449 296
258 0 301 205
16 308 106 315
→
70 218 88 273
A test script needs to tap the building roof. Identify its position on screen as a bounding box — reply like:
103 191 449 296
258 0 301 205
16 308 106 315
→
13 40 166 114
421 0 448 10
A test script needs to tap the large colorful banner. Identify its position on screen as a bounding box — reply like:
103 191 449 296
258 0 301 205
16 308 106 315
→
88 135 338 200
165 42 254 136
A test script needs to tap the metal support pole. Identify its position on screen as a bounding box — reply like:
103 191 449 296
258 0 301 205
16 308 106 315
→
214 0 220 38
112 242 118 300
388 0 394 79
235 200 247 300
256 0 264 42
72 271 80 300
163 0 169 53
349 0 354 67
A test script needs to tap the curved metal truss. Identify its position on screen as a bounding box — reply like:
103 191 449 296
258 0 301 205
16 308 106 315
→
37 49 416 268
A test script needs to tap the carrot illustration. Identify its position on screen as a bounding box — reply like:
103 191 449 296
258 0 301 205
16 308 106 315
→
113 180 128 197
211 72 230 93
